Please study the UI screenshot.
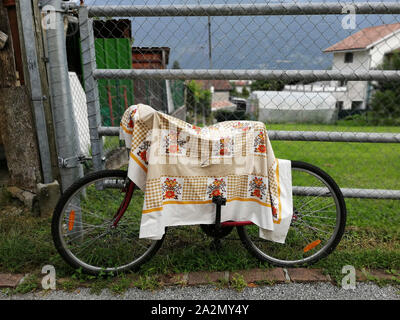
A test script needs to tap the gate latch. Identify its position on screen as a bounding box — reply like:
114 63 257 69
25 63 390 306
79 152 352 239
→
58 155 91 168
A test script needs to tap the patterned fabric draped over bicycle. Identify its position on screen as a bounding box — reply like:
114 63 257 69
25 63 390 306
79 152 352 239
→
120 104 293 243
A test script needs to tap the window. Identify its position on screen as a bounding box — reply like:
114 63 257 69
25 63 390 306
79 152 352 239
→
344 52 353 63
351 101 363 110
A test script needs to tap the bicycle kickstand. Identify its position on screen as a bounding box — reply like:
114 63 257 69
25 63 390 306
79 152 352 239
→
211 195 227 250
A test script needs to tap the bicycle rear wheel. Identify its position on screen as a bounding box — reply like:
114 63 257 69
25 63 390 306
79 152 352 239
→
237 161 346 267
52 170 164 275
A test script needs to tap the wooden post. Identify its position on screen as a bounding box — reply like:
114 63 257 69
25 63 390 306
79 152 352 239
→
0 1 42 192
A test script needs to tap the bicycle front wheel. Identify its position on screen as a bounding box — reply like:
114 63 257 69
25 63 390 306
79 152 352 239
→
237 161 346 267
52 170 164 275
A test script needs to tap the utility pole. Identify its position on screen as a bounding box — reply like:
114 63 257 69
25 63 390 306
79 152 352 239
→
204 16 212 125
208 16 212 69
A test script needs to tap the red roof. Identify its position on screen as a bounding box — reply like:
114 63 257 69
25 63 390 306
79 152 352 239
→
211 100 236 110
324 23 400 53
194 80 232 91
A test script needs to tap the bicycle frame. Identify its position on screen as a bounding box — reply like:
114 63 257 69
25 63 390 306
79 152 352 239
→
111 179 135 227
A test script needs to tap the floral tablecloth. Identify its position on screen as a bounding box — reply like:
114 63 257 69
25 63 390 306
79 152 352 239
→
120 104 293 243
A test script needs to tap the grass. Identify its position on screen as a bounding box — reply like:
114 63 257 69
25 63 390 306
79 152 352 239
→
0 122 399 291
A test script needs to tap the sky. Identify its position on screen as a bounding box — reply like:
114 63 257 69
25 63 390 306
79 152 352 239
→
80 1 400 70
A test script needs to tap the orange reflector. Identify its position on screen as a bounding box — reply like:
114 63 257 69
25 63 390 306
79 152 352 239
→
68 210 75 231
303 240 321 253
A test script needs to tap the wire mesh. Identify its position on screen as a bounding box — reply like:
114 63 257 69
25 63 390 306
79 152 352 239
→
69 72 91 156
74 1 400 205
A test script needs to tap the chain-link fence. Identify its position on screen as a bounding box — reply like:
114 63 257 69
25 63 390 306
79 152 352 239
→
74 1 400 206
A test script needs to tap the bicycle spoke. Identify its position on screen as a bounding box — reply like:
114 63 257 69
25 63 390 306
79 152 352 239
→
54 172 162 274
240 163 345 267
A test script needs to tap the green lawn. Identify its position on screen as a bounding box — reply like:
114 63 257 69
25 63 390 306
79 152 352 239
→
0 123 399 290
267 123 400 231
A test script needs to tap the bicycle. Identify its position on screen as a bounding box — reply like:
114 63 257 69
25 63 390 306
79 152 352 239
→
52 160 346 275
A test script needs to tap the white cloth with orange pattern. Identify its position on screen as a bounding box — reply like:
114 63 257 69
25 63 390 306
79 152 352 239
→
120 104 293 243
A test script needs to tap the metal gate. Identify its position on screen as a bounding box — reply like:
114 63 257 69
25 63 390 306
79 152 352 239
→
76 1 400 200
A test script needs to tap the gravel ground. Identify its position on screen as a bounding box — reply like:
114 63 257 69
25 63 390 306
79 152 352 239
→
1 282 399 300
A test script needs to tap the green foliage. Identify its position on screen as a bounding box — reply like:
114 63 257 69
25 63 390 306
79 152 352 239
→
172 60 181 69
336 112 371 126
370 91 400 125
110 275 132 295
14 274 39 294
186 80 211 124
241 86 250 98
230 82 250 98
250 79 296 91
230 273 247 292
370 51 400 125
133 275 160 291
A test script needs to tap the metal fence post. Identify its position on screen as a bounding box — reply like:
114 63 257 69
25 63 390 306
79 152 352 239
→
79 5 104 173
42 0 83 191
18 0 54 184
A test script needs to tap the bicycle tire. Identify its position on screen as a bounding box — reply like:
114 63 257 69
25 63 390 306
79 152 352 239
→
237 161 347 267
51 170 165 275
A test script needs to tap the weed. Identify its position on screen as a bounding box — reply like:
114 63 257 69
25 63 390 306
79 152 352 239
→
14 274 39 294
254 279 275 286
0 288 12 296
58 279 78 292
71 267 97 283
230 273 247 292
110 275 132 295
89 278 110 295
360 268 400 287
212 277 229 289
133 275 161 291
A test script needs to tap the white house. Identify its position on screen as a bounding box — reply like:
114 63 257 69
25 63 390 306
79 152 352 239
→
323 22 400 111
248 90 338 124
279 23 400 113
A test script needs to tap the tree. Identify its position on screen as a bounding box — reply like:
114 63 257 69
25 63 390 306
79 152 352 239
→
250 79 298 92
230 82 249 99
229 82 239 97
241 86 250 98
172 60 181 69
186 80 211 125
250 80 286 91
369 52 400 125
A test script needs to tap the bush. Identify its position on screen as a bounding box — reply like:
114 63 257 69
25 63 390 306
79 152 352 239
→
369 90 400 126
369 52 400 125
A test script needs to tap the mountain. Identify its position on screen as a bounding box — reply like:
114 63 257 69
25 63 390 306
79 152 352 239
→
85 0 400 70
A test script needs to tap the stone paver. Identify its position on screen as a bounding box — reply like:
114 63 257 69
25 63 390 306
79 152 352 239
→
159 273 189 286
2 268 399 292
0 274 24 288
357 269 399 282
230 268 286 283
286 268 330 282
188 271 228 285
